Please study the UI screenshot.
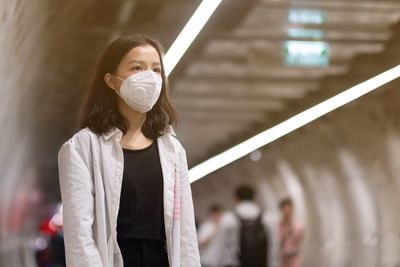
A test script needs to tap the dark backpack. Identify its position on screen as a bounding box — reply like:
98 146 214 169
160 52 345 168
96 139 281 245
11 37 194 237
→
235 212 268 267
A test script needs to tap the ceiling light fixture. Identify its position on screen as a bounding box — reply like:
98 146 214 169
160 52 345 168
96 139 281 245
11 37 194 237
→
163 0 223 76
189 64 400 183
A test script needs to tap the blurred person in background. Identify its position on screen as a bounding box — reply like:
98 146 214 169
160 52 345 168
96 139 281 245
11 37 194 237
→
217 184 270 267
278 198 304 267
58 34 200 267
197 204 223 267
35 215 57 267
49 224 66 267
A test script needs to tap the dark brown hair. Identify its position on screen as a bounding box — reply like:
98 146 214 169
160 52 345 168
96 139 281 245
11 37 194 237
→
235 184 255 201
80 34 177 139
279 197 293 209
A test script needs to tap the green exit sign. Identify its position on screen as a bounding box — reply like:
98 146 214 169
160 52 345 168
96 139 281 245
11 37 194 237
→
288 9 326 24
284 41 330 67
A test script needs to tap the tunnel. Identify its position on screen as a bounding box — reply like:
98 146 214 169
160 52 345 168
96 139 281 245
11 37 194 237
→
1 0 400 267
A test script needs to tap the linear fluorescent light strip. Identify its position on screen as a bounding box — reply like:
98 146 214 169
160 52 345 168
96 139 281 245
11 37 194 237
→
163 0 222 76
189 64 400 183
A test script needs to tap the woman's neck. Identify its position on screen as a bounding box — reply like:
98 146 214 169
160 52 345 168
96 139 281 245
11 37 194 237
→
119 101 146 132
282 216 292 224
118 101 153 149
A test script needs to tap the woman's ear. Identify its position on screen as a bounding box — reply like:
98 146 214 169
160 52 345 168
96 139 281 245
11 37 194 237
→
104 73 117 91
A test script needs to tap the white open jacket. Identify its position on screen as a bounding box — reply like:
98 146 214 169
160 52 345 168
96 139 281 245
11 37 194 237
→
58 126 201 267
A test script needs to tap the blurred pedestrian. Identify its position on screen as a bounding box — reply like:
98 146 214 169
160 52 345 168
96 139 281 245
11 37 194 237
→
278 198 304 267
50 225 66 267
218 184 270 267
198 204 223 267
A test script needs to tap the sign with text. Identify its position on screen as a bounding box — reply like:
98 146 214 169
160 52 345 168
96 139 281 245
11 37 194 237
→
284 41 330 67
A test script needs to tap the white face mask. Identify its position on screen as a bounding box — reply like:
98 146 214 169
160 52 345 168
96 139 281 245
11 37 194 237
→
112 70 162 113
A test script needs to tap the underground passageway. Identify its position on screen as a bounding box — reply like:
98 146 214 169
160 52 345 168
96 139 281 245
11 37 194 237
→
1 0 400 266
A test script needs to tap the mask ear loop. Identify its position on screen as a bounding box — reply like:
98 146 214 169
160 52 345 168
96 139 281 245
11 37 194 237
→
110 73 124 81
109 73 124 96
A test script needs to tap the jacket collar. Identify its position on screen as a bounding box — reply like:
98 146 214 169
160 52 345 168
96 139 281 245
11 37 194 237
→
102 127 122 141
164 125 177 137
102 125 176 141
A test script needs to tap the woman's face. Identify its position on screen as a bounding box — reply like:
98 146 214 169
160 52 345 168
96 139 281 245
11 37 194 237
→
105 44 162 93
282 204 293 219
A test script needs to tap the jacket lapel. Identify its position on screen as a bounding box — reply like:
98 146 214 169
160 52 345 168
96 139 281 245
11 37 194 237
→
100 128 124 235
158 134 176 235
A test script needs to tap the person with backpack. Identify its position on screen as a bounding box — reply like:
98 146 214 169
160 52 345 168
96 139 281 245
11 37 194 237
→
217 185 271 267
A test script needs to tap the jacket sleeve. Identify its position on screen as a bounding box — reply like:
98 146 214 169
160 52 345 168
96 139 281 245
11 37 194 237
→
178 147 201 267
58 133 104 267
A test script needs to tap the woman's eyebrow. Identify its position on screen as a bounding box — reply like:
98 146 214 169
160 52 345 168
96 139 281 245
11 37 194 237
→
127 60 143 65
127 60 161 66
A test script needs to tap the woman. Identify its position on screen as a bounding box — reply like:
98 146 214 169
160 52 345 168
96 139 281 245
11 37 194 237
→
58 34 200 267
278 198 304 267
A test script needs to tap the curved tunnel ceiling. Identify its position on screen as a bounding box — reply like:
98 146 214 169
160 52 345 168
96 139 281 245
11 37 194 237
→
25 0 400 168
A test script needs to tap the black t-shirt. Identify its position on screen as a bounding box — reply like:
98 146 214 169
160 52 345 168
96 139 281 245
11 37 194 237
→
116 141 166 241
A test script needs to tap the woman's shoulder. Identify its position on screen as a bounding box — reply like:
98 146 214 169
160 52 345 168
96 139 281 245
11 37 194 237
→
161 126 186 154
66 127 98 143
170 135 185 153
59 127 99 152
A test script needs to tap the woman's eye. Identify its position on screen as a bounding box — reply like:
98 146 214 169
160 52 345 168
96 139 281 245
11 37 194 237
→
153 68 161 73
132 66 142 71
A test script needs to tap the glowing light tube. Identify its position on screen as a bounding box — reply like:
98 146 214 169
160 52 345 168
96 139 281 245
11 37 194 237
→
189 64 400 183
163 0 222 76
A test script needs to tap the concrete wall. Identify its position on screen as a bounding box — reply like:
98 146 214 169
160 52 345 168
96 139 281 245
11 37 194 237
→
0 1 50 265
192 25 400 267
0 3 88 266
